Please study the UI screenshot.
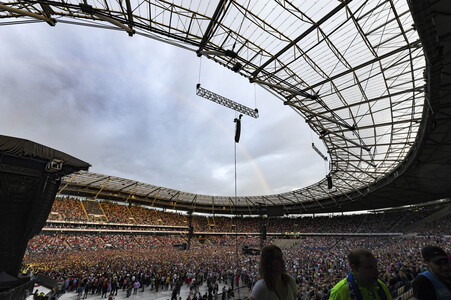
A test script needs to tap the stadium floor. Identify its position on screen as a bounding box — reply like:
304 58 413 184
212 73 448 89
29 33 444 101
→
30 282 250 300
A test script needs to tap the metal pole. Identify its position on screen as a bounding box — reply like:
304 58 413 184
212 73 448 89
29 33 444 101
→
234 138 239 288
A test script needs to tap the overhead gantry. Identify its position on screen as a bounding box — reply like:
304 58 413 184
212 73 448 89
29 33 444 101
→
2 0 450 214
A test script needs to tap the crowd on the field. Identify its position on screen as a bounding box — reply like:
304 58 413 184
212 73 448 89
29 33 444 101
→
25 198 449 299
26 233 266 254
25 235 449 299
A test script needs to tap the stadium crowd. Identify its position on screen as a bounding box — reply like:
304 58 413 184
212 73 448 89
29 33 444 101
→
45 197 448 234
25 235 449 299
24 197 450 299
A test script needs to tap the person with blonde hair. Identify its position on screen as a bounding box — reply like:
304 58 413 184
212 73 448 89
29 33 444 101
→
250 245 297 300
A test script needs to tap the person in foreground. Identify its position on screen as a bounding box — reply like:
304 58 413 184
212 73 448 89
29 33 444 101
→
250 244 297 300
412 245 451 300
329 249 392 300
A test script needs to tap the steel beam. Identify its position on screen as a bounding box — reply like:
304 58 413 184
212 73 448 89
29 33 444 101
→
196 84 259 118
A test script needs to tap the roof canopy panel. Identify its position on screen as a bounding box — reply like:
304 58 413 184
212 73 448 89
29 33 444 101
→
0 0 447 214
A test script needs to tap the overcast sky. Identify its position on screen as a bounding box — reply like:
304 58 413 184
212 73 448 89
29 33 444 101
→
0 22 329 197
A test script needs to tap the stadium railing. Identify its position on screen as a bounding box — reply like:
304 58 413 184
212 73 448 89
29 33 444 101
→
0 279 33 300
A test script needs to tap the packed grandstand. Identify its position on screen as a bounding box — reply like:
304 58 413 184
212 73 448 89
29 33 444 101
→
23 197 450 299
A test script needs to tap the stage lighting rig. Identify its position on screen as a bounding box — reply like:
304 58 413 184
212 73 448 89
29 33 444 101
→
196 84 259 119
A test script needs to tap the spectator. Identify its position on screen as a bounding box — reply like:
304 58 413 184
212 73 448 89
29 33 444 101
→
412 245 451 300
250 245 297 300
329 249 392 300
133 280 140 294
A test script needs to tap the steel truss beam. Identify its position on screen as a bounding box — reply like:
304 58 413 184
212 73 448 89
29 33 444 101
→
196 84 259 118
0 0 428 213
251 0 351 79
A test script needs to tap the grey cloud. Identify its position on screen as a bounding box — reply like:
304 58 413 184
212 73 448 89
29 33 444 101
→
1 22 326 197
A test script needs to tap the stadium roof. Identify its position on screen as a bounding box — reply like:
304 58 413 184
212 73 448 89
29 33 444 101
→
1 0 450 215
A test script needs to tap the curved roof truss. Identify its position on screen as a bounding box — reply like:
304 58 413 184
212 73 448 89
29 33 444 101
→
0 0 432 214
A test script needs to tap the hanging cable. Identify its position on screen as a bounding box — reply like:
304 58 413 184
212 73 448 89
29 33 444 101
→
198 56 202 84
254 83 257 109
325 155 329 174
234 136 237 203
